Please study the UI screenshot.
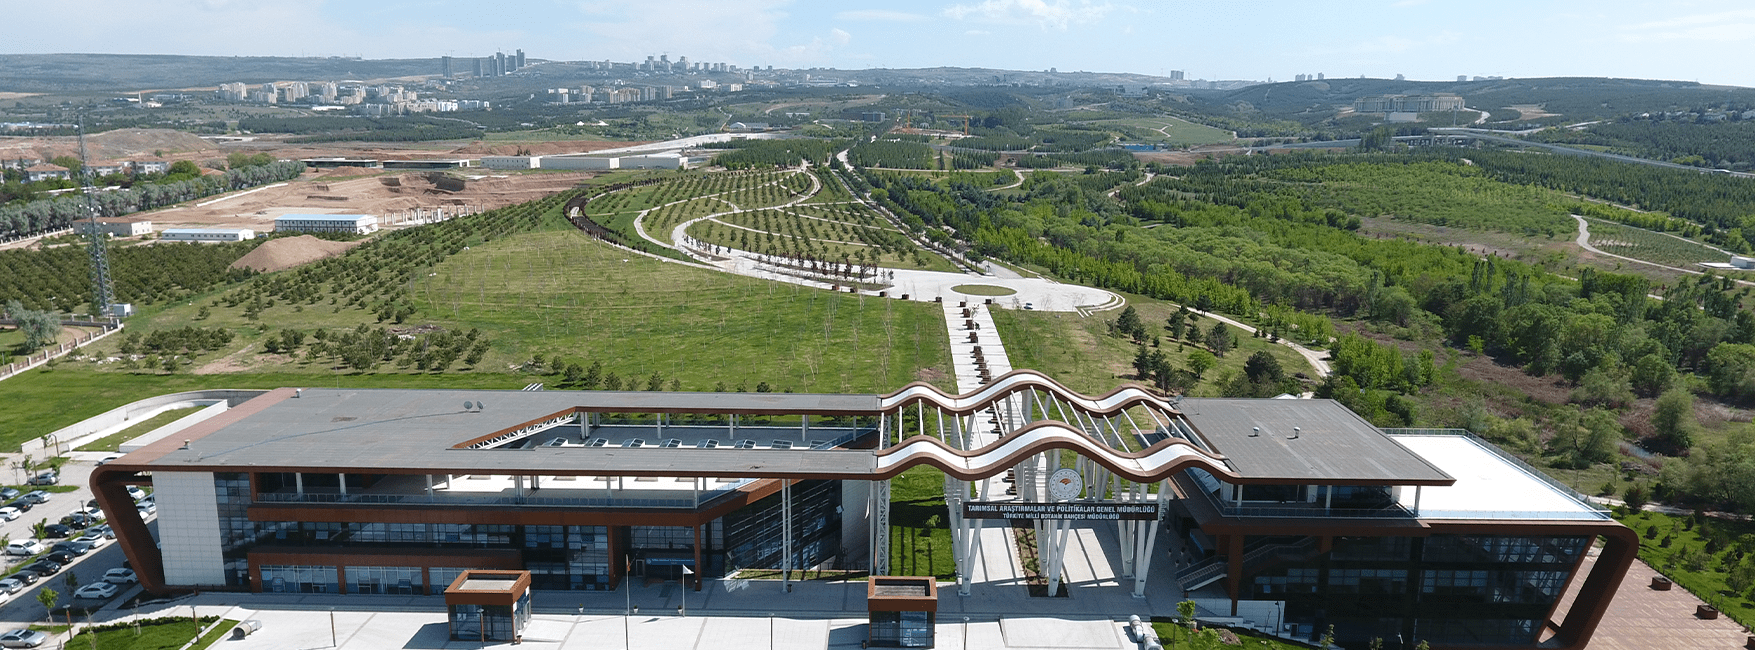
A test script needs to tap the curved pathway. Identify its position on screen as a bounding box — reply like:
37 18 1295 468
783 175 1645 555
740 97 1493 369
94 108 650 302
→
1571 214 1750 284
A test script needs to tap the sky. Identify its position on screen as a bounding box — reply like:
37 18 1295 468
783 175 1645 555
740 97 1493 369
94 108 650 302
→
5 0 1755 88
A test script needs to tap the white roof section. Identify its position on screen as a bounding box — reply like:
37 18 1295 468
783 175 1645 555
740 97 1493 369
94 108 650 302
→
162 228 251 234
276 213 375 222
1390 434 1608 520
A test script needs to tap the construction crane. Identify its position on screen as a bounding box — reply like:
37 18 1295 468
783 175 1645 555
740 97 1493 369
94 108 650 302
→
75 115 114 318
942 115 973 136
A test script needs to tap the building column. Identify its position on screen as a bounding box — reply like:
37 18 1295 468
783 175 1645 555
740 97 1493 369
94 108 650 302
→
781 479 793 591
338 474 347 496
693 525 704 592
295 473 304 496
870 480 890 576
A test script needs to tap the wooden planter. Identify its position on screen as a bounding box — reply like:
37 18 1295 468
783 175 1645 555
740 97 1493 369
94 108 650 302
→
1651 576 1673 590
1697 604 1719 620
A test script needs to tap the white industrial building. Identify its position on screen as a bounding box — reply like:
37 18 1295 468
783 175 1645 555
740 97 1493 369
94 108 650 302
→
480 156 539 170
274 214 379 234
162 228 255 242
77 217 153 238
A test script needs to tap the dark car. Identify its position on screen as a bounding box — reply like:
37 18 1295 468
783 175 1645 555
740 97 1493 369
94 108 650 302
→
40 524 74 538
4 500 31 513
19 560 61 577
44 551 75 566
49 542 88 557
60 514 100 529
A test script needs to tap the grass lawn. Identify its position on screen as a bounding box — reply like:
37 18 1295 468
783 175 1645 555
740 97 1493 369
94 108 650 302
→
950 284 1017 297
75 407 203 452
992 294 1316 397
1150 619 1311 650
67 616 228 650
889 466 958 579
1613 509 1755 629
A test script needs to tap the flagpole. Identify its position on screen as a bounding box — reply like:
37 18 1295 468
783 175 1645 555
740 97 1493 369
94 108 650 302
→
681 564 693 617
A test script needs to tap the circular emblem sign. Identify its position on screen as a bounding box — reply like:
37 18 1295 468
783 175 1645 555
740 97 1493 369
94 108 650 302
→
1048 468 1083 501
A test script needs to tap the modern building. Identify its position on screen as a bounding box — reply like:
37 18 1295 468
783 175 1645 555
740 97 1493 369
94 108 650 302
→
299 158 382 169
24 164 70 182
1354 94 1466 114
480 156 539 170
76 217 153 238
91 371 1633 649
273 214 379 235
380 160 472 170
160 228 254 242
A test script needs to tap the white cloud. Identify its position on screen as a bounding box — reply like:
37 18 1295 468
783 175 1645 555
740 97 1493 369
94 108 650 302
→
831 28 853 45
835 9 929 22
942 0 1113 31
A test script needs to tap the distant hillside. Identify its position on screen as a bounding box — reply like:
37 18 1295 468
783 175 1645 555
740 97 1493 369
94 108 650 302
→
1199 76 1755 124
0 53 443 92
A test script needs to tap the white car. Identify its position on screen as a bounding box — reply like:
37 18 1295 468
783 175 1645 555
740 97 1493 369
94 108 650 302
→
2 541 43 557
73 582 118 600
0 507 18 522
126 487 146 502
71 534 107 549
97 455 121 466
0 628 47 648
136 502 157 516
102 568 137 585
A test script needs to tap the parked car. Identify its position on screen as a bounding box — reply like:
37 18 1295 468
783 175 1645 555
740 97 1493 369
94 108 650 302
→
71 534 106 549
126 487 146 502
89 524 114 540
0 507 18 522
21 491 50 504
73 583 118 600
25 471 56 486
97 455 121 466
3 541 43 556
19 560 61 577
0 488 18 500
0 576 32 593
44 551 75 565
102 568 137 585
136 502 156 516
40 524 74 538
4 500 32 513
49 542 89 557
0 628 47 648
61 513 100 529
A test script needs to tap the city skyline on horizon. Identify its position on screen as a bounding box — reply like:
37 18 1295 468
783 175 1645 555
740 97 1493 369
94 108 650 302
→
2 1 1753 89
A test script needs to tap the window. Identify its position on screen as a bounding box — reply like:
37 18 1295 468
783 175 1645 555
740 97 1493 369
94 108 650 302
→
1327 568 1407 594
1421 570 1489 596
1252 568 1318 595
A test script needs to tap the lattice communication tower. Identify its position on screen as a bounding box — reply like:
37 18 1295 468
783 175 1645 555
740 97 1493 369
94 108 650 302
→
76 116 114 317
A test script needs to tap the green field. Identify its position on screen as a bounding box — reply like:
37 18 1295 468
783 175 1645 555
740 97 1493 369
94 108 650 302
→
992 295 1317 397
416 226 952 394
888 466 958 579
1082 116 1235 147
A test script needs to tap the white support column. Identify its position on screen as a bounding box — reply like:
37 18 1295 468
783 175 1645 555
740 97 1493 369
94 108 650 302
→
871 479 891 576
295 473 304 496
338 473 348 496
879 412 887 447
424 474 433 500
1414 486 1422 516
730 413 737 437
801 414 809 441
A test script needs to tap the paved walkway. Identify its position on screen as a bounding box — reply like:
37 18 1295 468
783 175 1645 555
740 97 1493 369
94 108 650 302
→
76 579 1156 650
1546 548 1750 649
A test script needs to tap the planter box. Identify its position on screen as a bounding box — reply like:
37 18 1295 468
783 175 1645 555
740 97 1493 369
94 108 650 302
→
1652 576 1673 590
1697 604 1719 620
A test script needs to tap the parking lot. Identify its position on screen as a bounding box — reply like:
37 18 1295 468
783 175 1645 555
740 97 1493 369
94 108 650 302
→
0 452 153 630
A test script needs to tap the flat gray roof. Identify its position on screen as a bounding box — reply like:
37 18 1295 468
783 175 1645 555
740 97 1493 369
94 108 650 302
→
1178 398 1454 485
129 388 1453 485
140 388 882 478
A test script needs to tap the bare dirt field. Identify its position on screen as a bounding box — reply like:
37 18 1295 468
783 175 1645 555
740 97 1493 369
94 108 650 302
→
0 128 218 163
229 235 365 273
133 169 599 232
1509 104 1558 120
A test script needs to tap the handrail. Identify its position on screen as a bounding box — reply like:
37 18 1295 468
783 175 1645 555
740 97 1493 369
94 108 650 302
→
873 420 1234 482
